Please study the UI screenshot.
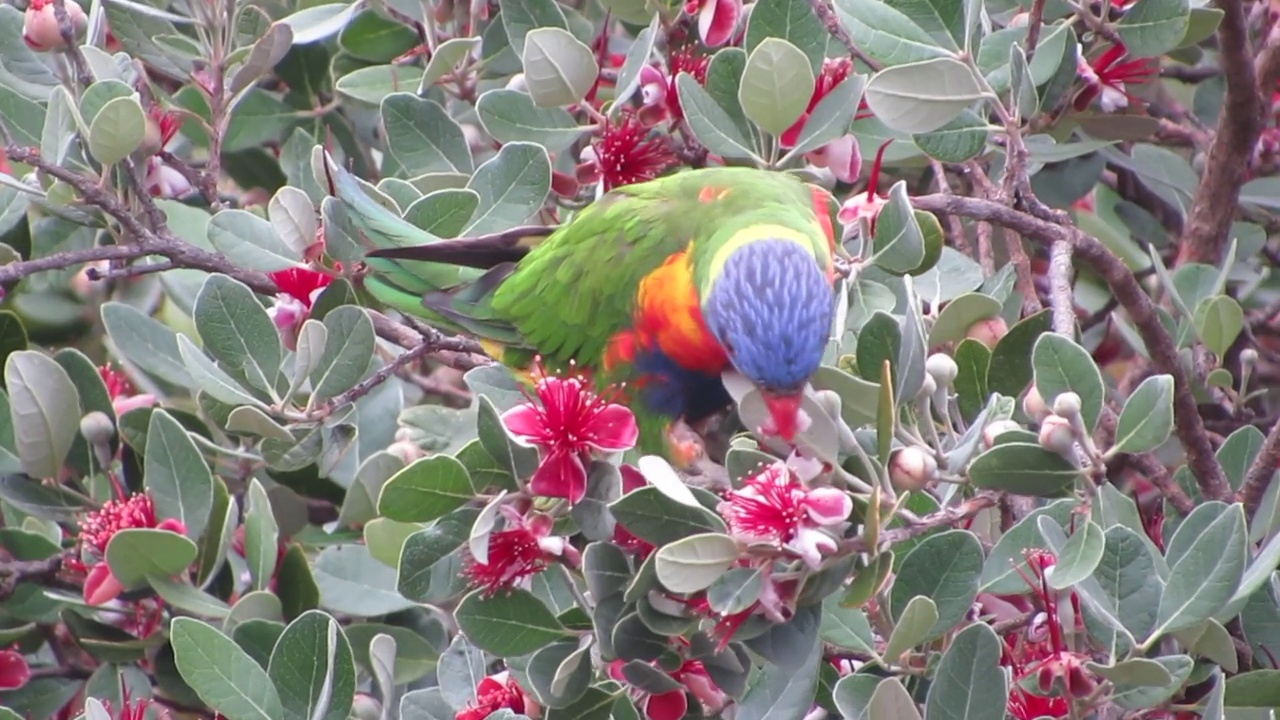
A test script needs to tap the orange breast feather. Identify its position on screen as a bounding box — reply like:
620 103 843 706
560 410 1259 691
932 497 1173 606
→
633 250 729 374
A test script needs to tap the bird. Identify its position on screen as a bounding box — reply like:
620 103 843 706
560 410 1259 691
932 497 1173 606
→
327 162 842 464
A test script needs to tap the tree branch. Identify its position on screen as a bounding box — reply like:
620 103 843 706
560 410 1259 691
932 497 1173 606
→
1173 0 1274 266
1240 420 1280 522
1048 240 1076 335
912 193 1232 502
0 553 64 601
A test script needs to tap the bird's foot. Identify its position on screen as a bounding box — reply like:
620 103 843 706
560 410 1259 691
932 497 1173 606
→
666 420 706 470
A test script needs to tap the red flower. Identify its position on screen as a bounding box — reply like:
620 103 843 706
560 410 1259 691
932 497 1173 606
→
781 57 854 148
456 672 536 720
267 266 334 350
102 683 159 720
637 47 711 125
613 466 657 558
501 361 639 504
837 139 894 231
1073 43 1157 113
463 506 574 595
680 565 796 650
98 364 156 416
78 492 186 605
684 0 743 47
147 104 181 151
717 461 850 569
581 113 679 192
0 649 30 691
609 658 727 720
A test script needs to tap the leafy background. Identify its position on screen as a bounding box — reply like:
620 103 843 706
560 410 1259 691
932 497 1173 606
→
0 0 1279 717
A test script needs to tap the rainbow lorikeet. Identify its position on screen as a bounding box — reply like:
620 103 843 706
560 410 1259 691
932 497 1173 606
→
328 164 843 462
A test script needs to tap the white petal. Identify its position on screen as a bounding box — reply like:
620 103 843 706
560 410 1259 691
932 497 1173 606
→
638 455 700 507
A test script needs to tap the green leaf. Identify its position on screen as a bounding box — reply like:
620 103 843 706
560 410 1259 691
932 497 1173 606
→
987 309 1053 398
476 89 586 152
609 485 727 546
194 274 282 397
786 75 867 158
454 587 568 656
396 507 475 603
267 610 356 720
1112 374 1175 454
171 617 285 720
889 529 983 641
105 528 198 588
208 209 301 272
4 350 80 478
378 455 473 523
1192 295 1243 357
177 335 265 408
148 574 233 618
382 93 474 175
309 306 375 402
864 57 983 134
335 65 425 106
744 0 829 72
338 10 418 63
463 141 552 236
833 0 951 66
883 595 938 662
0 474 93 521
869 181 930 275
923 623 1006 720
912 110 988 162
969 442 1079 496
819 594 876 653
1117 0 1191 57
1086 658 1174 688
706 567 764 616
736 609 822 720
1152 503 1247 638
526 641 593 708
420 37 483 91
244 478 280 593
1032 333 1105 432
654 532 739 593
314 543 416 617
88 95 146 165
737 38 815 136
144 409 215 540
439 634 487 710
610 14 661 111
1225 670 1280 708
499 0 568 57
1044 517 1105 590
100 302 195 387
928 292 1002 347
80 79 135 127
675 73 762 163
522 27 598 107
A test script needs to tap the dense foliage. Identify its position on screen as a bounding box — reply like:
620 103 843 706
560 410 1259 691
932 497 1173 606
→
0 0 1279 717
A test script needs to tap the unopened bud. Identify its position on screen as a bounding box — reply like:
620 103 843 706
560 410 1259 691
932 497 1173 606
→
964 316 1008 349
982 419 1021 449
386 440 424 465
888 447 938 492
1038 414 1075 454
1022 386 1051 423
22 0 88 53
506 72 527 93
917 373 937 400
1241 348 1259 369
1052 391 1082 419
79 411 116 446
351 693 382 720
925 353 958 387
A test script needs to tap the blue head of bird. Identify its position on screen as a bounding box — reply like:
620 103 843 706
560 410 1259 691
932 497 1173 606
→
703 237 835 441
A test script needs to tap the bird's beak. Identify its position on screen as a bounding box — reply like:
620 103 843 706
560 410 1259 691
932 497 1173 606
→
761 390 804 442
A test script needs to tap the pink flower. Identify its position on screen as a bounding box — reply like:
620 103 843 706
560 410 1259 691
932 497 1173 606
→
684 0 742 47
837 139 894 232
102 687 161 720
580 113 679 192
501 362 639 505
681 565 797 650
267 266 334 350
781 58 855 147
456 671 538 720
143 157 192 198
98 364 156 416
78 492 186 605
0 649 30 691
613 465 657 557
23 0 87 52
1072 44 1156 113
717 461 850 569
463 506 575 595
609 659 727 720
637 47 711 126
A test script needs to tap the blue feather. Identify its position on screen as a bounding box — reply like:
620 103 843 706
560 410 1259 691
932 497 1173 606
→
703 239 833 392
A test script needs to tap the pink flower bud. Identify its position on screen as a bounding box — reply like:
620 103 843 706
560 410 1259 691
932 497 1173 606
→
1038 414 1075 454
964 316 1008 349
84 562 125 606
1022 386 1051 423
888 447 938 491
23 0 87 52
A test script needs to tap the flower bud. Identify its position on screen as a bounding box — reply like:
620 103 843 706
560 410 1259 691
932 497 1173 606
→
888 447 938 492
387 439 424 465
23 0 87 52
79 411 116 446
506 72 527 93
1022 386 1050 423
1052 391 1082 419
1038 414 1075 454
964 316 1008 349
1241 348 1259 369
351 693 382 720
925 353 958 388
917 372 937 400
981 419 1021 449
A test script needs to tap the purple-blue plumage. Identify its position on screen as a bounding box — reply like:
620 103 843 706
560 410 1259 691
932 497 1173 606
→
703 239 834 392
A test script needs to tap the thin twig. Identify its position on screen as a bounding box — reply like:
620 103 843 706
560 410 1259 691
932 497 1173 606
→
912 193 1232 502
840 492 999 554
312 338 445 418
0 553 65 601
1048 241 1076 335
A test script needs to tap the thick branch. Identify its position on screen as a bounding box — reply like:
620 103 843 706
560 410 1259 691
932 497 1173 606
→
912 193 1232 502
0 553 64 601
1173 0 1273 266
1048 241 1076 335
1240 420 1280 521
